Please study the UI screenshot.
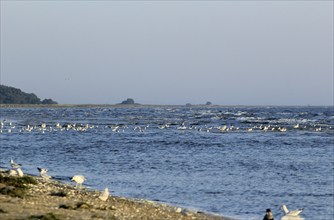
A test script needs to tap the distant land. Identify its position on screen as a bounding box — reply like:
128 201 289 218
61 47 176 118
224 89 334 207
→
119 98 138 105
0 85 58 104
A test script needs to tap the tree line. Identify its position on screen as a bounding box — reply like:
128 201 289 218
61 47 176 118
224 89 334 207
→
0 85 57 104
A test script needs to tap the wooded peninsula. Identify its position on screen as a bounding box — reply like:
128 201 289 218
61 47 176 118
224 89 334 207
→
0 85 57 104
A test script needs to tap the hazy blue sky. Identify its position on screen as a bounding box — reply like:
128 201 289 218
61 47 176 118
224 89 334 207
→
1 1 333 105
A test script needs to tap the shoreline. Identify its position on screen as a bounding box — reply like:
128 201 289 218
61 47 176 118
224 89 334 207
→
0 171 233 220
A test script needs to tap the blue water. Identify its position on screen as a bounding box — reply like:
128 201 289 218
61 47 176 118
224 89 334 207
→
0 106 333 219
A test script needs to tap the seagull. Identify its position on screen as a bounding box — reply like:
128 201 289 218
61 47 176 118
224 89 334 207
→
71 175 86 188
279 127 287 132
10 159 22 169
37 167 48 175
9 169 18 176
281 215 304 220
219 125 227 132
98 187 110 201
37 167 51 180
17 168 24 177
281 204 303 216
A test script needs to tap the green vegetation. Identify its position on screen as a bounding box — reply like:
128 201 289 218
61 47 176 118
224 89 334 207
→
0 85 57 104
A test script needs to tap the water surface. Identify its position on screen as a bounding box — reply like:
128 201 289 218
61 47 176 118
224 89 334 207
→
1 106 333 219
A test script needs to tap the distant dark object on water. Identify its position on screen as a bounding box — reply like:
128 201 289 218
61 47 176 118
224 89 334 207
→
119 98 138 105
185 102 212 107
0 85 58 104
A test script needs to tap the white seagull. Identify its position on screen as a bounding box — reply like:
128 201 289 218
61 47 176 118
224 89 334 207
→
281 215 305 220
9 169 18 176
8 159 24 177
10 159 22 169
281 204 303 216
16 168 24 177
98 187 110 201
37 167 52 180
71 175 86 188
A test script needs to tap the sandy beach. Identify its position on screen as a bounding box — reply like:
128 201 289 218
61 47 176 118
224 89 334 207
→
0 171 232 220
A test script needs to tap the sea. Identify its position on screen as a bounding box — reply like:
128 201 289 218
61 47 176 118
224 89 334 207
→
0 105 333 220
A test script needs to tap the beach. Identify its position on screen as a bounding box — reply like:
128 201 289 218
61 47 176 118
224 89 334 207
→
0 171 230 220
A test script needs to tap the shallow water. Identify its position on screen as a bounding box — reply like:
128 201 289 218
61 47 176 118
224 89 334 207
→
1 106 333 219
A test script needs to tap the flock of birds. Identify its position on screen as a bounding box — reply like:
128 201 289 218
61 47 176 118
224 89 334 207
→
0 119 326 135
6 158 304 219
6 159 110 202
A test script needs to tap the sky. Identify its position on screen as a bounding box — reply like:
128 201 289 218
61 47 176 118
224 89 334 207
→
0 0 333 105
